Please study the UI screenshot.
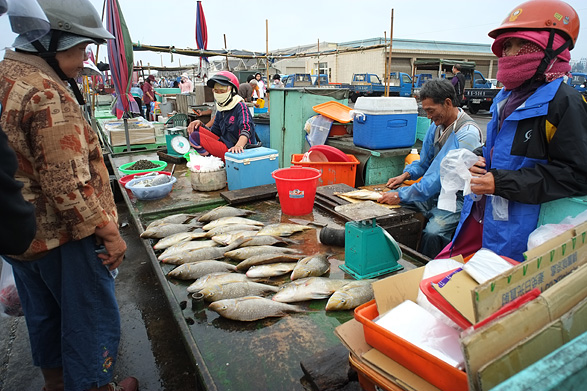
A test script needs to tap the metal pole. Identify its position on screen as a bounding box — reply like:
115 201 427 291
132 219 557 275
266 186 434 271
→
384 31 388 96
385 9 394 97
265 19 270 108
224 34 229 71
317 39 320 87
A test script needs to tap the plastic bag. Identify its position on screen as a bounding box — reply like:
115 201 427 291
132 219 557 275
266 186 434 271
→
186 154 224 173
438 149 479 212
304 114 333 147
0 258 23 317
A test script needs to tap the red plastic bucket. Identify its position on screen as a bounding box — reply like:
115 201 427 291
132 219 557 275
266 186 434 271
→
271 167 321 215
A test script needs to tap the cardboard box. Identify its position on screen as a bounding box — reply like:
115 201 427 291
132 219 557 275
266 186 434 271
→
104 119 156 146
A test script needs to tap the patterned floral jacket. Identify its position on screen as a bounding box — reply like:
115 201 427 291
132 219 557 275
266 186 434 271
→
0 50 117 260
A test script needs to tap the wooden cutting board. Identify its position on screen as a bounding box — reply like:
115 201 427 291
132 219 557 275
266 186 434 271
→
334 201 397 221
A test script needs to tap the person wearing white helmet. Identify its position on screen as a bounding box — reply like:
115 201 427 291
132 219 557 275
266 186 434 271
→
439 0 587 263
180 72 193 93
0 0 138 390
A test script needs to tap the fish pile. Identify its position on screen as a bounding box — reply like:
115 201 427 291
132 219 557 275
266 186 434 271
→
144 205 375 321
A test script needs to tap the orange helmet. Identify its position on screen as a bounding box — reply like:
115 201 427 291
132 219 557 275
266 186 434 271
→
488 0 580 49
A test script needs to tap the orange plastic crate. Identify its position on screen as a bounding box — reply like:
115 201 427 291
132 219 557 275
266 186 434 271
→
291 153 359 187
354 300 468 391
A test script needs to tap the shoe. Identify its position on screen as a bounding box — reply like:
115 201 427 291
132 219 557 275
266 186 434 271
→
109 377 139 391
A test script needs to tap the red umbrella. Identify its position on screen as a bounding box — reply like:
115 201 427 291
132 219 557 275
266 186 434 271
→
195 1 208 76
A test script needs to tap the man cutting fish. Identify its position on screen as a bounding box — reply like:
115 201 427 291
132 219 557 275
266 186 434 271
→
378 79 483 258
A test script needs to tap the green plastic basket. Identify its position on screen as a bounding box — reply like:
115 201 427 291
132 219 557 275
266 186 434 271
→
118 160 167 175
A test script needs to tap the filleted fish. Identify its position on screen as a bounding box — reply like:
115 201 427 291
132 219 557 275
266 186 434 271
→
272 277 351 303
209 296 305 321
199 281 279 302
152 231 209 250
246 263 297 278
161 238 249 265
187 272 251 293
235 254 303 271
290 253 331 280
140 222 202 239
325 280 374 311
146 213 197 230
157 240 218 261
256 223 313 237
198 206 255 222
202 217 264 231
224 245 302 261
204 224 262 238
167 261 237 280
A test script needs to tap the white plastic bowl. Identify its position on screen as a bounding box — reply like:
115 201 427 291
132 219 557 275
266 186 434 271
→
125 175 177 200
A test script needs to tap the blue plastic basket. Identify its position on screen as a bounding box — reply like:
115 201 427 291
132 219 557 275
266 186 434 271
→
125 175 177 200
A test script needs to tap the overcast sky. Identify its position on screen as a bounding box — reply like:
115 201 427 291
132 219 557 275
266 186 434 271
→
6 1 587 67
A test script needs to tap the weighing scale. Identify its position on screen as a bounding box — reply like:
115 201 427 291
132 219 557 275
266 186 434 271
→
165 127 190 157
339 217 403 280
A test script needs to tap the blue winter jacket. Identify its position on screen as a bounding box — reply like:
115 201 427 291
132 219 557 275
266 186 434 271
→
210 101 256 148
399 109 482 203
453 79 587 262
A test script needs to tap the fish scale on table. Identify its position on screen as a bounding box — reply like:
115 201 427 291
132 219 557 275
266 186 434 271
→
167 260 238 280
161 237 250 265
187 272 251 293
291 253 331 280
235 254 304 271
197 206 255 222
199 281 279 302
224 245 302 261
209 296 306 322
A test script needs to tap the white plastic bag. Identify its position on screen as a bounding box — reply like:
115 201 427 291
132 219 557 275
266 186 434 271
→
438 149 479 212
0 258 23 317
304 114 333 147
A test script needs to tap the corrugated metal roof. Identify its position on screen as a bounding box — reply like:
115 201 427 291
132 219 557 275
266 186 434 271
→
339 37 492 54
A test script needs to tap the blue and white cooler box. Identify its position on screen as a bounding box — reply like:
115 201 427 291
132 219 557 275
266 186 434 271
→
352 96 418 149
224 147 279 190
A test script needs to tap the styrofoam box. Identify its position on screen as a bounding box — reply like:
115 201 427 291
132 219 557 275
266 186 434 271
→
353 97 418 149
224 147 279 190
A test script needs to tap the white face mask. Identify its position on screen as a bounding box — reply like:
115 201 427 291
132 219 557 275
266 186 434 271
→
214 90 232 106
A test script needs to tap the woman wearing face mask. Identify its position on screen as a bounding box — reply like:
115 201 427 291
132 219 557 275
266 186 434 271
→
187 71 256 159
438 0 587 263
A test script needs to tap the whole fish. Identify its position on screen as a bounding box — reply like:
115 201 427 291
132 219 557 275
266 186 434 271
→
199 281 279 302
236 254 303 271
325 280 374 311
140 222 201 239
167 261 237 280
187 272 251 293
224 245 302 261
246 263 297 278
290 253 331 280
256 223 313 237
161 237 249 265
202 217 264 231
204 224 261 238
211 231 259 246
198 206 255 222
153 231 209 250
238 235 298 248
146 213 197 229
209 296 305 322
272 277 351 303
157 240 218 261
337 189 383 201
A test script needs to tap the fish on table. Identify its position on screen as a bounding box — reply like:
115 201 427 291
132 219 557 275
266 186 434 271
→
204 224 261 238
246 263 297 278
146 213 198 230
211 231 259 246
198 206 255 223
157 240 218 261
335 189 383 201
238 235 298 248
199 281 279 302
224 245 302 261
187 272 251 293
290 253 331 280
153 231 209 250
140 222 202 239
325 280 374 311
161 237 249 265
209 296 305 322
202 216 264 231
235 254 304 271
256 223 314 237
167 260 238 280
272 277 351 303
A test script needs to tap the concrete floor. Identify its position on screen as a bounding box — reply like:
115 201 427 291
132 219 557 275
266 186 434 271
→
0 202 199 391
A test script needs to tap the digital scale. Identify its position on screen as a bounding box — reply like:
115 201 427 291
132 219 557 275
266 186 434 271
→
165 127 191 157
339 218 403 279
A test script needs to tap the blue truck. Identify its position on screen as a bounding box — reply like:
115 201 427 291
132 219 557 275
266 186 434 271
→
462 70 500 114
345 72 413 102
569 72 586 95
281 73 313 88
